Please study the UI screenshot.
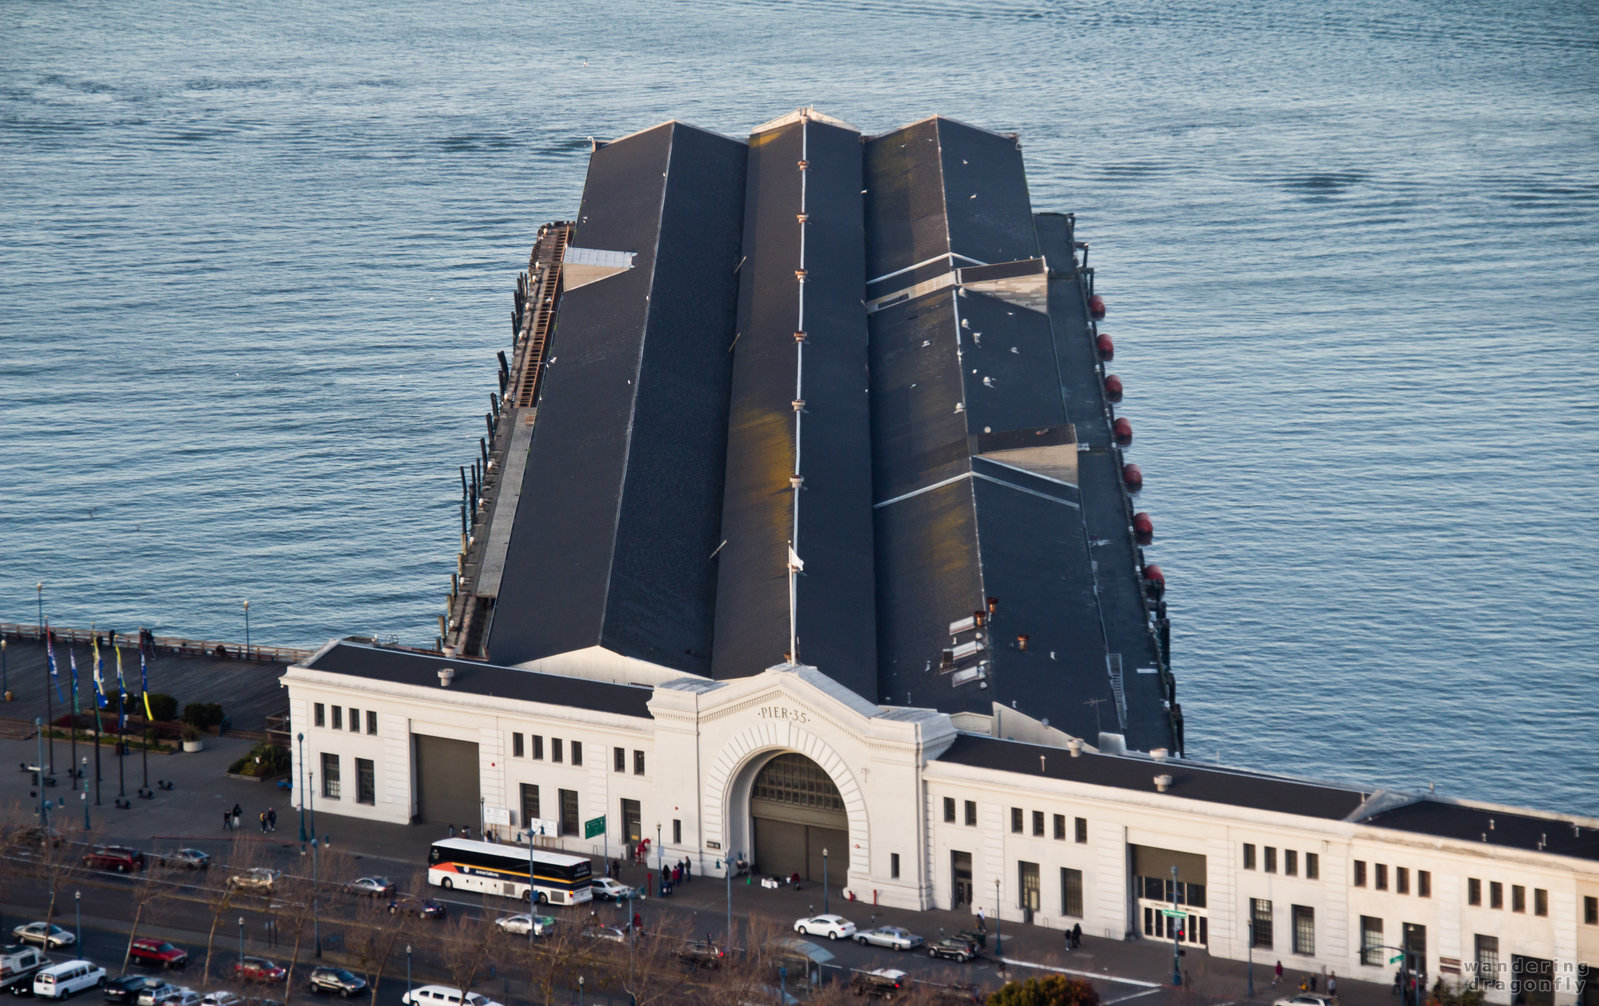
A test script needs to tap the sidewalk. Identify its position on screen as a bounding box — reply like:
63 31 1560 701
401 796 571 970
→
3 729 1389 1006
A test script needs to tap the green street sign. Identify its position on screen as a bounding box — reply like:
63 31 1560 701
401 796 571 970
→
1161 909 1187 919
584 815 606 839
1391 955 1405 964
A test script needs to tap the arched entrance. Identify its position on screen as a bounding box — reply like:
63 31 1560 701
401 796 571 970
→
750 753 848 883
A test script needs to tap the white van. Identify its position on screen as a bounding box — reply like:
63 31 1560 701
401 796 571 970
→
33 960 106 999
399 986 502 1006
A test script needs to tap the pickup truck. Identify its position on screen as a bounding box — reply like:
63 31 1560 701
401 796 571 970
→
0 944 50 991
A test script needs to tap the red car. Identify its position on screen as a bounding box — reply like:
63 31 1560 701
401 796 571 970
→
234 957 287 983
129 937 188 969
83 845 147 872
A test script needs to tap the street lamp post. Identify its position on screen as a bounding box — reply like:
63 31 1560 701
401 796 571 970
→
823 847 829 915
994 877 1002 959
656 822 663 894
40 584 54 776
243 601 250 659
577 976 584 1006
81 761 89 829
405 945 413 999
238 917 244 964
296 733 308 843
721 852 742 948
35 718 46 828
74 891 81 948
3 637 8 696
1170 865 1182 986
1247 919 1255 997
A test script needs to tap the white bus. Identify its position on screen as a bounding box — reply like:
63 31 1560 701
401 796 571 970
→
427 838 593 906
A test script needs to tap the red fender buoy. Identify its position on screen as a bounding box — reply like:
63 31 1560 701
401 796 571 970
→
1113 417 1133 444
1096 333 1115 362
1132 512 1154 540
1103 373 1124 401
1123 462 1143 491
1143 563 1164 585
1088 294 1107 320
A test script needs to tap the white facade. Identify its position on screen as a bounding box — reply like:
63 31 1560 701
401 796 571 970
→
282 644 1599 1006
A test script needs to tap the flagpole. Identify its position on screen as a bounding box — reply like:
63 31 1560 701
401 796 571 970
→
117 686 126 800
69 652 78 792
92 696 101 807
44 619 55 776
139 641 150 792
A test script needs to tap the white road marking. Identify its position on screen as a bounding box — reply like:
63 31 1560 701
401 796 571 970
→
998 957 1165 989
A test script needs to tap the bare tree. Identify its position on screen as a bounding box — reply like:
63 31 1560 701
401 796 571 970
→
275 840 354 1005
343 871 420 1006
199 835 277 986
118 855 169 975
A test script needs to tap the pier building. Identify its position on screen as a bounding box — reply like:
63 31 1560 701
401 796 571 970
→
281 111 1598 1003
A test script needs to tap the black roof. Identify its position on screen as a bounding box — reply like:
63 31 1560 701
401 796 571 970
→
302 640 653 719
1362 799 1599 863
485 122 747 674
711 116 878 694
937 733 1366 820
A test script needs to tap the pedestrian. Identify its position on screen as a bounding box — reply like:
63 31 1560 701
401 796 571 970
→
633 912 643 934
462 825 471 840
1072 922 1082 948
976 907 986 932
685 858 692 882
1275 961 1284 988
260 811 268 833
1064 927 1071 952
1300 977 1309 993
223 808 232 831
1310 975 1318 992
232 811 241 831
448 823 456 838
1329 973 1337 998
268 807 277 831
232 801 243 821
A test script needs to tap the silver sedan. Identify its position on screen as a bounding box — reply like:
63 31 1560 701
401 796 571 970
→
854 925 924 951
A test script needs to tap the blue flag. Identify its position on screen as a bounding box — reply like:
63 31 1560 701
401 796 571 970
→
116 646 127 731
46 626 65 703
69 649 80 714
140 648 152 721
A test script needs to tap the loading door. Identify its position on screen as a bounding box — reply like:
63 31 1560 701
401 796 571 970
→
749 753 847 882
414 733 480 827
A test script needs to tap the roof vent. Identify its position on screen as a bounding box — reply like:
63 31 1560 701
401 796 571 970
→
438 667 455 688
1067 738 1083 758
1153 774 1173 793
1150 748 1168 762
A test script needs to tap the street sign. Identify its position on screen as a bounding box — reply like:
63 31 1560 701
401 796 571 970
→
584 814 606 839
1391 955 1405 964
1162 909 1187 919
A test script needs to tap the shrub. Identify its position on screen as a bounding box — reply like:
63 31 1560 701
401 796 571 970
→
181 702 225 730
988 976 1102 1006
228 740 292 777
145 693 179 722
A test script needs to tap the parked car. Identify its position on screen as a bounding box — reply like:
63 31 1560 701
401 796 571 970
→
491 915 554 937
11 923 75 949
924 983 983 1005
233 958 287 984
399 986 502 1006
32 961 106 1000
676 941 726 969
82 846 146 872
134 984 180 1006
201 992 245 1006
227 869 280 893
153 988 201 1006
582 925 630 944
793 914 856 941
154 849 210 871
848 968 908 998
1274 997 1337 1006
387 896 446 919
102 976 155 1003
307 969 366 998
128 938 188 970
1 944 52 991
589 877 637 901
344 876 395 897
854 926 924 951
926 937 980 962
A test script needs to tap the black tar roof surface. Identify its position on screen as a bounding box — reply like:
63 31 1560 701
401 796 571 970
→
303 640 654 719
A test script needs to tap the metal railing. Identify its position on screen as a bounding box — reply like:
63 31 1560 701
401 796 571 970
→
0 622 313 664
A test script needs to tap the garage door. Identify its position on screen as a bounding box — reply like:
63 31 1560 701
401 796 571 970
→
414 734 480 827
749 753 847 882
